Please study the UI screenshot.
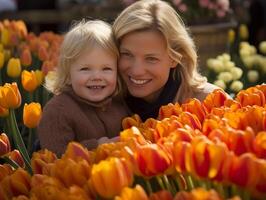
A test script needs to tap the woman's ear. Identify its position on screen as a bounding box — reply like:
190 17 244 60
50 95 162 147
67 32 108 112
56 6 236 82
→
170 59 178 68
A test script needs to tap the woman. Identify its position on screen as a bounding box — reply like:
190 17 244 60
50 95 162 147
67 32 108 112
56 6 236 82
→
113 0 219 121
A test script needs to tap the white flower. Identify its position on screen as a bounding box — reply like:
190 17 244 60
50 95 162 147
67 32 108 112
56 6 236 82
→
247 70 259 83
239 48 251 58
207 58 224 73
230 67 243 80
217 71 233 83
230 80 243 92
213 79 226 90
259 41 266 54
224 61 235 71
242 56 254 69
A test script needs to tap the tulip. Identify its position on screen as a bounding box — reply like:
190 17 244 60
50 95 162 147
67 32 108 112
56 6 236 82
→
31 149 57 174
122 114 142 129
0 51 4 69
38 46 48 61
21 70 39 93
62 142 92 164
0 164 13 182
228 29 235 44
0 82 21 109
23 102 42 128
181 98 207 123
0 168 31 197
7 149 25 168
0 133 11 156
239 24 249 40
6 57 21 78
173 141 191 173
149 190 173 200
236 86 265 107
158 103 182 120
135 143 173 177
35 70 44 86
120 126 148 145
203 89 228 113
20 48 32 67
1 27 10 46
91 157 133 198
253 131 266 159
114 185 149 200
178 111 201 130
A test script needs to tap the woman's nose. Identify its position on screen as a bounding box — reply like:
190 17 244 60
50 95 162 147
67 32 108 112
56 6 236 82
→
130 59 145 76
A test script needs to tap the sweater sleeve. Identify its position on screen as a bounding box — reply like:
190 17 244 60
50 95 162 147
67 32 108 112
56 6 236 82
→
37 99 75 157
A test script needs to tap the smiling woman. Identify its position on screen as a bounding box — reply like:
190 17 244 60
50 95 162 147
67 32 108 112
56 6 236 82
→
113 0 220 121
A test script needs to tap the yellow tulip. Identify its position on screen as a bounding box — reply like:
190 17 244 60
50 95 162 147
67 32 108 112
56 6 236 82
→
7 58 21 78
23 102 42 128
0 82 21 109
21 70 38 93
91 157 133 198
34 70 44 86
1 28 10 46
0 51 4 69
239 24 249 40
228 29 235 44
114 185 148 200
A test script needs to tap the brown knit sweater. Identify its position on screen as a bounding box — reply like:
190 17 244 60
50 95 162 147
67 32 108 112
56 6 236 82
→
37 88 130 156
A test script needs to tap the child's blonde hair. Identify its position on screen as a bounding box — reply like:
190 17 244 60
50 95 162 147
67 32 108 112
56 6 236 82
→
113 0 207 95
46 19 119 95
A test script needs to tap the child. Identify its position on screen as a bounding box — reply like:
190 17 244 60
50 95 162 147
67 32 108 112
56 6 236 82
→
113 0 220 121
38 19 129 156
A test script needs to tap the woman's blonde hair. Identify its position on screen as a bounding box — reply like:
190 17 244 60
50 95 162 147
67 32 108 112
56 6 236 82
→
46 19 119 95
113 0 207 95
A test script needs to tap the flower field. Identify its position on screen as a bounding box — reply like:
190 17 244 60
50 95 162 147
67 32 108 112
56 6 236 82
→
0 20 266 200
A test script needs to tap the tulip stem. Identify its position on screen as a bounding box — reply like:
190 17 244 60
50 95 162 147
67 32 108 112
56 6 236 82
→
162 175 174 195
156 176 166 190
145 179 153 195
8 109 32 174
185 174 195 191
27 128 35 156
1 156 20 169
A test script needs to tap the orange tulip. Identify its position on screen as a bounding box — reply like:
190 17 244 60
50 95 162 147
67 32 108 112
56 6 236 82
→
203 89 228 113
158 103 182 120
91 157 133 198
178 111 201 130
20 48 32 67
0 164 13 182
62 142 93 164
253 131 266 159
0 104 9 117
225 153 260 188
31 149 57 174
0 133 11 156
236 87 265 107
38 46 48 61
173 141 191 173
21 70 38 93
23 102 42 128
0 168 31 198
120 126 147 145
6 57 21 78
149 190 173 200
0 82 21 109
7 149 25 168
47 158 91 187
122 114 142 129
135 143 173 177
114 184 148 200
182 98 207 123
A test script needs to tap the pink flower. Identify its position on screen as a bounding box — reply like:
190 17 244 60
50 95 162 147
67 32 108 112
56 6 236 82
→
178 3 188 13
199 0 210 8
173 0 183 6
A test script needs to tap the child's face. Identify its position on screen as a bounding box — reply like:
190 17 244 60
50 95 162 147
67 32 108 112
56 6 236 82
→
69 46 117 102
119 30 176 102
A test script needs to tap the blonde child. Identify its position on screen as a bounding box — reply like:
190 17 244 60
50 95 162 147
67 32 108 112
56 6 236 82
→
38 19 129 156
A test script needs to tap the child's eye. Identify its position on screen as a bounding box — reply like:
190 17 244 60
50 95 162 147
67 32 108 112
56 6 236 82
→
120 52 132 57
103 67 113 71
80 67 89 71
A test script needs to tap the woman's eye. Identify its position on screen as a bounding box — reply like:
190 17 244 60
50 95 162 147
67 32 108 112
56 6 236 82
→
146 57 158 63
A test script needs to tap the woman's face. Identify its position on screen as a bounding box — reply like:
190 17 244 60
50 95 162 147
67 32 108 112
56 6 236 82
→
119 30 176 102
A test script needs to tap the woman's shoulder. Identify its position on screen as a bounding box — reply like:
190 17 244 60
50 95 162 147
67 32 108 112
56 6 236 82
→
193 82 221 101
